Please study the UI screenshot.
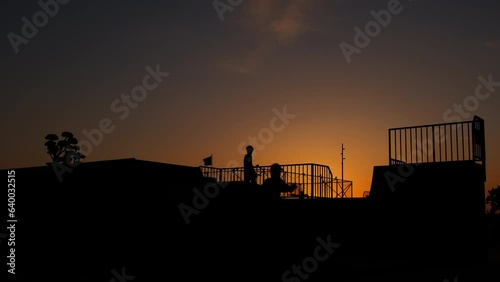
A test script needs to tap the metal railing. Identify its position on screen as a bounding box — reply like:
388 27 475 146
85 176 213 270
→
388 116 486 168
199 163 353 199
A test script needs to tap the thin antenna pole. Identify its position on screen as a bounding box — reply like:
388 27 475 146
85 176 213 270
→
341 143 345 198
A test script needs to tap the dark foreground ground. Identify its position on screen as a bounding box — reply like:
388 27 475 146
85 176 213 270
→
3 160 499 282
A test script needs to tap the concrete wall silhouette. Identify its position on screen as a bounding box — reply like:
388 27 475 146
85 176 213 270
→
368 161 487 267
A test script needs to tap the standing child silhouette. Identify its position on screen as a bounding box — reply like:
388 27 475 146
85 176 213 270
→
243 145 257 184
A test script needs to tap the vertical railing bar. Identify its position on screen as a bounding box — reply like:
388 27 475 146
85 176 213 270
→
481 118 486 165
420 127 423 162
461 122 465 161
432 125 435 162
307 165 310 199
436 125 439 162
458 123 461 161
324 167 333 198
323 167 325 198
392 130 395 163
393 130 396 163
322 167 325 198
452 125 455 161
306 165 308 198
323 167 332 198
410 128 413 163
467 123 472 161
301 165 304 197
399 130 402 163
441 125 444 162
461 124 465 161
314 165 316 198
295 165 297 194
465 122 468 160
425 127 428 162
304 164 306 197
328 167 331 198
438 125 441 162
389 130 392 164
456 124 459 162
407 128 410 163
450 125 453 161
404 128 407 163
320 167 322 198
312 164 315 199
445 124 447 161
394 130 397 163
472 120 477 160
414 128 416 163
458 124 461 162
299 165 301 196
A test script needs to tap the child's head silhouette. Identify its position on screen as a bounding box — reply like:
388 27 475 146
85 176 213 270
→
270 163 282 179
246 145 254 154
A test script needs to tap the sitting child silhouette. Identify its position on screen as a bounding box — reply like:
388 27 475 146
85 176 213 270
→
261 163 297 201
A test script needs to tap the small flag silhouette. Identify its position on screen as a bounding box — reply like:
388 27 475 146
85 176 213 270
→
203 155 213 166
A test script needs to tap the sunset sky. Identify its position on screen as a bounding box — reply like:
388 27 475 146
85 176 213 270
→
2 0 499 197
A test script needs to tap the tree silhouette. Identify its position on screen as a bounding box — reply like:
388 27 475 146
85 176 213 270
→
486 185 500 215
45 132 86 167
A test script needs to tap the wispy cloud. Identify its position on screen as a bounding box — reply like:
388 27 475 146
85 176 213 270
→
218 0 314 75
253 0 312 41
484 40 500 49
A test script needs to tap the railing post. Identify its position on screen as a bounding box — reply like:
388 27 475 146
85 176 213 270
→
480 118 486 181
432 125 436 162
311 164 314 199
399 130 402 164
388 129 391 164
